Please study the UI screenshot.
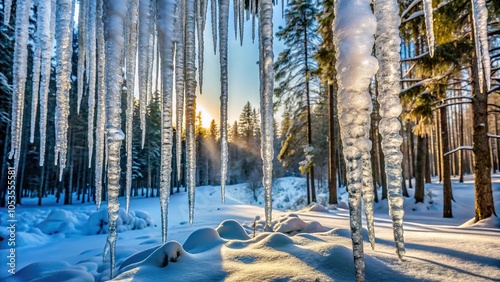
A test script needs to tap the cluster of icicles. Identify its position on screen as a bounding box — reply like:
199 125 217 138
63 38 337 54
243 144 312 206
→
5 0 490 280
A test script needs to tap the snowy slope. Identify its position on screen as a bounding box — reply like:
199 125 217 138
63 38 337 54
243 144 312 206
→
1 175 499 281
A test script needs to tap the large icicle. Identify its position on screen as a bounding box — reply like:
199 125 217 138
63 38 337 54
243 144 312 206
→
87 0 97 167
211 0 217 53
102 0 126 278
138 0 151 148
3 0 13 25
95 0 106 209
175 0 186 184
238 0 244 45
9 0 32 176
186 0 198 225
259 0 274 228
333 0 378 280
39 0 57 166
375 0 406 259
157 0 177 243
77 0 87 114
125 0 139 213
196 0 206 93
30 0 49 143
219 0 229 204
233 0 238 40
422 0 435 58
54 0 73 181
471 0 491 91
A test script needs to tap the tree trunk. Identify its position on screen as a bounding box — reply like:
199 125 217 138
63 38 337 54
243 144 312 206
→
328 84 338 204
415 136 426 203
440 106 453 218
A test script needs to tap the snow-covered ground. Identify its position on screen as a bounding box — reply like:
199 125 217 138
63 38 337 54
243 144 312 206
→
1 175 499 281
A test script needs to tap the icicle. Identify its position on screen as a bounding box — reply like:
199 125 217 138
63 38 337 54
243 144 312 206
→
175 0 186 184
196 0 205 94
9 0 32 177
77 0 87 114
30 0 46 143
422 0 435 58
39 0 57 166
185 0 198 225
333 0 378 279
157 0 177 243
259 0 274 228
3 0 12 25
281 0 284 18
211 0 217 53
95 0 106 209
375 0 406 259
362 153 375 249
102 0 126 278
54 0 74 181
219 0 229 204
251 0 256 43
146 0 156 107
238 0 244 45
471 0 491 91
138 0 151 148
87 0 97 168
125 0 139 213
233 0 238 40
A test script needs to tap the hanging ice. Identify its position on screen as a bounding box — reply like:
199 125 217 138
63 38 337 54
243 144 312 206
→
77 0 87 114
185 0 198 225
102 0 126 278
3 0 13 25
31 0 52 143
233 0 238 40
95 0 107 209
219 0 229 204
471 0 491 91
362 153 375 249
251 0 256 43
157 0 176 243
259 0 274 228
422 0 435 58
333 0 378 280
39 0 57 166
146 0 156 108
196 0 206 93
87 0 97 167
175 0 186 185
138 0 151 148
238 0 244 45
125 0 139 213
375 0 406 260
9 0 32 176
211 0 217 53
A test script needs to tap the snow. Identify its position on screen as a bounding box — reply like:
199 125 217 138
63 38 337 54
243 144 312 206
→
1 175 499 281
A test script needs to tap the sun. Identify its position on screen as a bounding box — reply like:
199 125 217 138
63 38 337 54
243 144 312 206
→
196 104 215 128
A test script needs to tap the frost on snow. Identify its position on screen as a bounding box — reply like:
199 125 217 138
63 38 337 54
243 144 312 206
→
219 0 229 204
375 0 406 260
259 0 274 228
422 0 435 58
9 0 32 178
102 0 127 278
333 0 378 280
157 0 177 243
471 0 491 92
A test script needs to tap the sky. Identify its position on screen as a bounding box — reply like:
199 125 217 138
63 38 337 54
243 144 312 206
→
196 3 287 127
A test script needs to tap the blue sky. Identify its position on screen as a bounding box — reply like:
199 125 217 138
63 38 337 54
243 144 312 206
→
197 2 286 127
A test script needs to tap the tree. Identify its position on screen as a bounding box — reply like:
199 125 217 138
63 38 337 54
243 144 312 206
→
275 0 319 203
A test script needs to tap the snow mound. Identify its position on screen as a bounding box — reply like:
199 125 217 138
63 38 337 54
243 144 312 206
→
215 219 251 240
82 208 154 235
459 216 500 229
253 213 329 235
37 209 79 235
5 261 94 282
302 202 330 213
114 219 411 282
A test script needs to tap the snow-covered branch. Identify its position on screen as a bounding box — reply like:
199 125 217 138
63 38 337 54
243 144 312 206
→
444 146 473 156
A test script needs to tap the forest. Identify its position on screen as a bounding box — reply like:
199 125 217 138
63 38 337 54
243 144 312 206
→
1 0 498 221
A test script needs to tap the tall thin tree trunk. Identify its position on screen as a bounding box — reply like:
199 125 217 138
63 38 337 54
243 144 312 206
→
415 136 426 203
328 84 338 204
440 106 453 218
